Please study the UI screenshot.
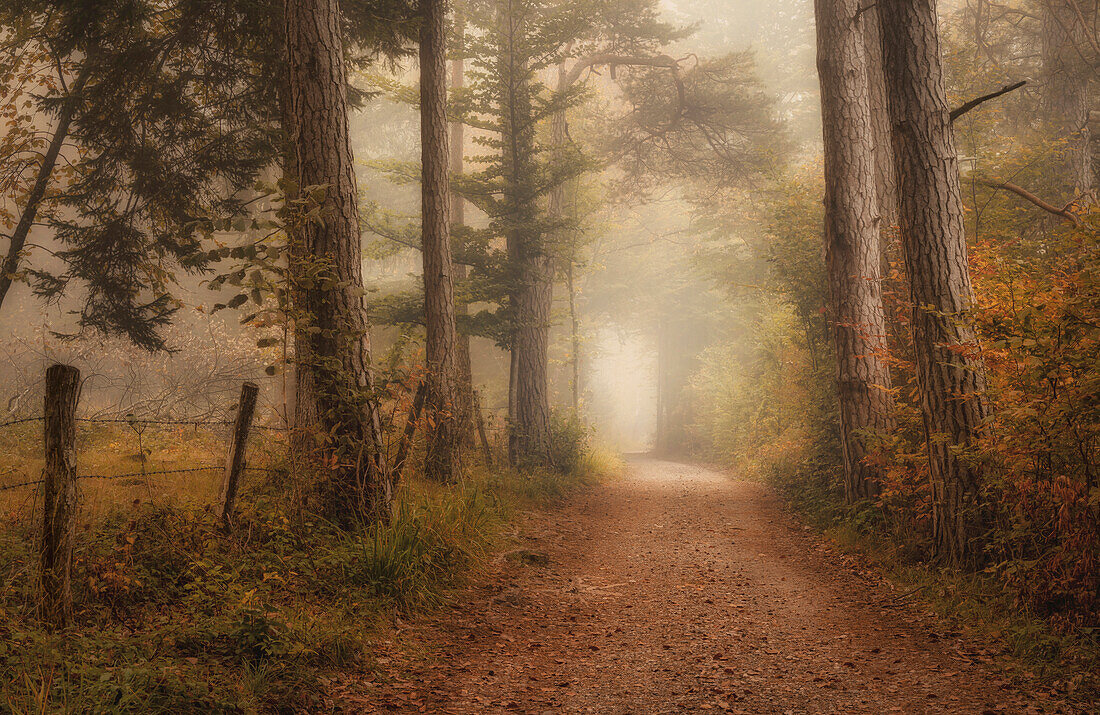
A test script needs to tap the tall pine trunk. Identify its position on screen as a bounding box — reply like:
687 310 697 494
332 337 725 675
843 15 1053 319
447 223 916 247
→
815 0 895 503
1041 0 1093 200
420 0 460 481
862 6 898 227
878 0 990 563
501 0 552 467
284 0 389 521
450 17 476 446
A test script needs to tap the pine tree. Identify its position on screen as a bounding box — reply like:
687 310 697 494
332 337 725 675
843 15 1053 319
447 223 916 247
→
419 0 461 482
283 0 390 521
814 0 894 502
877 0 990 563
0 0 283 349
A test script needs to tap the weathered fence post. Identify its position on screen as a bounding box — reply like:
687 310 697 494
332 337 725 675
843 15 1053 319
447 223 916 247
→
219 382 258 527
41 363 80 629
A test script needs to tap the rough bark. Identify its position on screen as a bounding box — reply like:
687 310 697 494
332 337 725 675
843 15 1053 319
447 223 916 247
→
861 6 898 227
284 0 389 521
501 3 552 467
420 0 460 482
878 0 990 564
40 363 80 629
1041 0 1094 200
815 0 895 502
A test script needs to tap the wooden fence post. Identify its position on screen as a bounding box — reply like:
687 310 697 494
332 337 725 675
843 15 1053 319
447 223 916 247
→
219 382 258 527
41 363 80 629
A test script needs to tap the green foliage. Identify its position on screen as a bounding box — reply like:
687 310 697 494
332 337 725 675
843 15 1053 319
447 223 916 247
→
547 410 590 475
1 0 284 350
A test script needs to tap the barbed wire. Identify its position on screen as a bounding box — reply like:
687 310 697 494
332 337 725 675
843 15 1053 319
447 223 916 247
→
79 466 222 481
1 416 289 430
1 464 288 492
76 417 234 427
0 417 44 428
0 477 45 492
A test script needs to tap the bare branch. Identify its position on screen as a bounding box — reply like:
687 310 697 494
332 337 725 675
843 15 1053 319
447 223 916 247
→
949 80 1026 122
973 176 1089 229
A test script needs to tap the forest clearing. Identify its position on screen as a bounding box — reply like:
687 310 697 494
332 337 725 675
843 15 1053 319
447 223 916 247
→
2 0 1100 711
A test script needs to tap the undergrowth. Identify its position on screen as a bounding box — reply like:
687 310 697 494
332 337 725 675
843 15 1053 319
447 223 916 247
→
768 463 1100 705
0 443 616 713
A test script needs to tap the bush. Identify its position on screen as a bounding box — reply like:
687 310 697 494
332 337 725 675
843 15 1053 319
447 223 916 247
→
547 410 589 475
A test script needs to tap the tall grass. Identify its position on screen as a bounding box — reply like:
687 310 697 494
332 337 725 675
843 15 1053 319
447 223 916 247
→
0 437 614 713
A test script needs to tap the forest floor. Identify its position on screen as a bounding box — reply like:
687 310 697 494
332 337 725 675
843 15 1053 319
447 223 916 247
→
328 457 1081 714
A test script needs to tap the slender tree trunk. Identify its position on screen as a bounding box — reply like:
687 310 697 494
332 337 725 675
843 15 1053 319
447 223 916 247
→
501 1 552 467
0 63 92 312
1041 0 1094 200
450 16 476 447
567 257 581 413
549 62 584 415
815 0 895 503
420 0 460 482
284 0 389 522
878 0 990 564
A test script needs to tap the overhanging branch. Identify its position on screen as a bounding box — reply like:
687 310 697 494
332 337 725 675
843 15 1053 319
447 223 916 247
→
950 80 1026 122
973 176 1088 229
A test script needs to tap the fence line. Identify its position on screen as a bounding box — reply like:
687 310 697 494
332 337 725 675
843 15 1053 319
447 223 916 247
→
2 416 290 431
0 466 286 493
0 416 44 428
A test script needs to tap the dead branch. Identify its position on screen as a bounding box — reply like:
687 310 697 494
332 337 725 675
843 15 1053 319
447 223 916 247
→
973 177 1087 229
949 80 1026 122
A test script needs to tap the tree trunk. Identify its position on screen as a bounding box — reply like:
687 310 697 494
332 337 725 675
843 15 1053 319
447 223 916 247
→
861 5 898 227
1041 0 1094 200
501 2 552 467
878 0 990 564
550 63 584 416
420 0 460 482
567 257 581 413
451 16 476 447
815 0 895 503
284 0 389 522
0 63 92 313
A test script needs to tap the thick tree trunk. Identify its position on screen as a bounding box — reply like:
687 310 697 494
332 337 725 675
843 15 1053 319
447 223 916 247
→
1041 0 1094 200
501 4 552 467
815 0 895 503
420 0 460 482
284 0 389 522
878 0 990 564
509 254 554 466
861 6 898 227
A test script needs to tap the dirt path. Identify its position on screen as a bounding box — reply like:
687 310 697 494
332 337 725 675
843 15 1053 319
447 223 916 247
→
334 458 1075 714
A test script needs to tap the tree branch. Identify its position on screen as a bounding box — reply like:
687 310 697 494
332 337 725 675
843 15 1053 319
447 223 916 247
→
973 176 1086 229
0 61 92 312
949 80 1026 122
854 2 878 22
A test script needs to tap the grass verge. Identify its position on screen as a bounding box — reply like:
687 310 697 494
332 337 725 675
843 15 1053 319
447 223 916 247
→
0 446 618 713
767 469 1100 707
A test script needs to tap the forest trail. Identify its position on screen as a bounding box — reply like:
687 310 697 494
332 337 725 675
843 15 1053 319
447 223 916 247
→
334 458 1066 714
